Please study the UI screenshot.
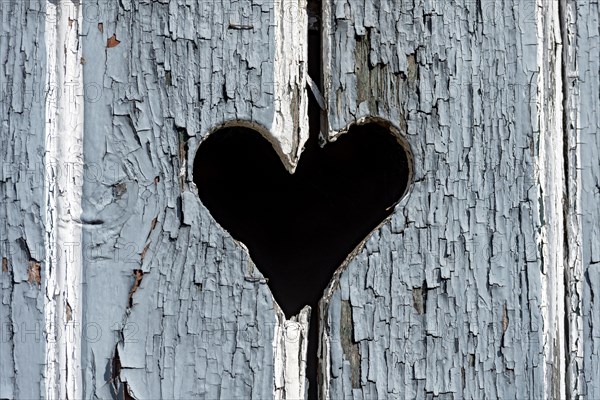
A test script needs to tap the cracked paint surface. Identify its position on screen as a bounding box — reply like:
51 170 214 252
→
0 0 599 399
319 0 590 398
80 0 308 398
563 0 600 397
0 1 47 399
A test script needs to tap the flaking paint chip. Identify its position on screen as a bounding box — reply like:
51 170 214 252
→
107 34 121 48
27 260 41 286
98 23 103 33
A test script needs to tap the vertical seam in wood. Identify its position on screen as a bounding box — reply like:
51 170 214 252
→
271 2 311 398
560 0 585 397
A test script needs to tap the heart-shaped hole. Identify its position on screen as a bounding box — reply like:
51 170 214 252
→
193 120 412 394
193 121 412 314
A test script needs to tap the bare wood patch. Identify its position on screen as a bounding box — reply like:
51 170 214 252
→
27 260 41 286
502 303 509 335
128 270 144 307
340 300 361 388
107 34 120 48
140 244 150 262
150 216 158 232
412 281 427 315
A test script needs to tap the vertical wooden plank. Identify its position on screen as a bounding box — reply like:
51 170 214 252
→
0 1 47 398
320 0 561 398
80 0 309 398
564 0 600 397
43 1 85 397
535 0 566 397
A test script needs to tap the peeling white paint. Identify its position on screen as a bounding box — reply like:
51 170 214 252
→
535 0 566 397
271 0 310 172
274 307 310 399
43 1 84 398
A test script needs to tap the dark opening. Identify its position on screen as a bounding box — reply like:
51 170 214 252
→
193 121 410 398
194 119 410 312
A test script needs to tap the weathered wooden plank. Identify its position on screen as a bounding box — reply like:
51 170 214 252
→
0 1 47 398
564 0 600 397
320 0 563 398
44 1 86 397
535 0 567 396
79 0 309 398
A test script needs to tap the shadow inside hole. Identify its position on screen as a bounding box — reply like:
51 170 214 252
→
193 122 411 318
